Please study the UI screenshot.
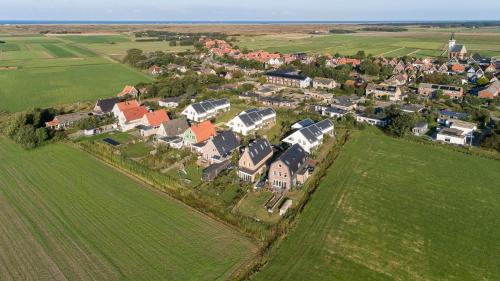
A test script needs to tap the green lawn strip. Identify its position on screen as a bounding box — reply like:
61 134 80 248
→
41 44 77 58
61 35 130 44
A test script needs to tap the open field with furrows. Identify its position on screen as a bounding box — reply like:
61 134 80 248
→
253 130 500 281
0 137 257 281
0 35 153 112
236 30 500 57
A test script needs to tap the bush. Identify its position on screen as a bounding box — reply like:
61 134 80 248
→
4 108 55 149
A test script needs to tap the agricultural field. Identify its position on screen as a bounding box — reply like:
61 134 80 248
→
0 137 257 280
53 34 193 60
236 28 500 57
0 35 153 112
254 130 500 281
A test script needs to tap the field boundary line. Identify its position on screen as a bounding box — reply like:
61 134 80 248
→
377 47 404 57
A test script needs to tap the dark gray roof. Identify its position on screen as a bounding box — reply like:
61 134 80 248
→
325 107 349 114
315 119 334 132
211 131 240 157
246 138 273 165
277 144 307 175
259 108 275 117
191 99 229 114
55 112 90 124
266 70 308 81
161 96 182 103
202 160 230 181
163 118 189 137
294 119 333 143
439 127 464 137
294 119 315 128
415 121 428 128
239 114 255 127
95 97 120 113
236 108 276 127
450 44 466 53
439 110 469 120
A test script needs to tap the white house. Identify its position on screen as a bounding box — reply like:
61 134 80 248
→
116 106 149 132
436 128 467 146
267 58 284 68
181 99 230 122
158 97 182 108
226 108 276 136
322 107 350 119
449 119 477 135
282 119 334 153
355 114 388 127
111 100 140 118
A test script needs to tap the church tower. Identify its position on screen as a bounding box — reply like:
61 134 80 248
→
448 33 456 51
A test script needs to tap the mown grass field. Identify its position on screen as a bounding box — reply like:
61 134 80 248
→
236 29 500 57
0 137 256 281
0 35 152 112
254 130 500 281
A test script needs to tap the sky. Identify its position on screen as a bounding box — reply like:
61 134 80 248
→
1 0 500 22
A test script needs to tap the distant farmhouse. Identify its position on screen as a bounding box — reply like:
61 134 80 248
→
448 33 467 60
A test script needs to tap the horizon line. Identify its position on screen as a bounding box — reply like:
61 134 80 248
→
1 19 500 25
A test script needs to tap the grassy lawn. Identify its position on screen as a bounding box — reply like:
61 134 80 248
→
121 142 152 158
254 130 500 281
236 190 305 224
0 137 256 280
215 102 250 127
235 190 278 224
236 29 500 57
0 35 153 112
166 163 203 187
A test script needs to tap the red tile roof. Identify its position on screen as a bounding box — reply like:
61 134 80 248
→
144 109 170 127
190 121 216 143
117 85 137 97
122 106 148 122
451 64 465 73
116 100 140 111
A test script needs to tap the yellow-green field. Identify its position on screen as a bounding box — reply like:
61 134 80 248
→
236 28 500 57
0 137 256 280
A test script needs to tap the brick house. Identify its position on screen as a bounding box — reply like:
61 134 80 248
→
238 138 273 182
268 144 309 191
478 80 500 99
200 131 240 164
265 70 312 88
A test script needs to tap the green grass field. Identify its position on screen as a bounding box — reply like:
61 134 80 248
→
236 29 500 57
0 137 256 280
61 35 131 44
254 130 500 281
0 35 154 112
0 57 152 112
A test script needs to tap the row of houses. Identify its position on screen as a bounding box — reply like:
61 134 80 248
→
264 69 338 90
